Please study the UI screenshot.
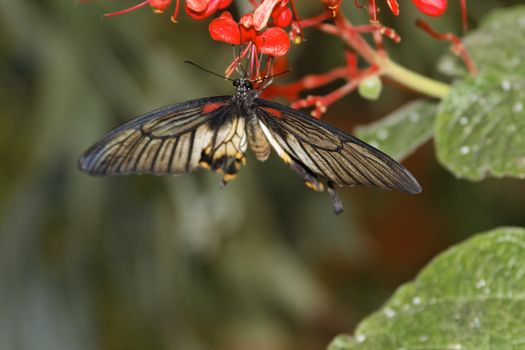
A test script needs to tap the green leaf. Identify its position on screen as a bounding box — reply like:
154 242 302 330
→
328 227 525 350
355 100 437 161
435 71 525 180
438 5 525 77
435 6 525 180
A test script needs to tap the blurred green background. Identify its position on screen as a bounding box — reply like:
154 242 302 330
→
1 1 525 349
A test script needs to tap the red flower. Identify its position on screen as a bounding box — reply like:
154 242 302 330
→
185 0 232 20
386 0 399 16
254 27 290 56
104 0 231 22
209 11 290 57
411 0 447 17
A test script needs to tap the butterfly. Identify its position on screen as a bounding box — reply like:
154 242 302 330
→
78 77 421 214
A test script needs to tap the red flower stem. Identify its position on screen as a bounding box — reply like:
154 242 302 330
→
263 66 348 100
251 47 260 77
103 0 150 17
351 24 401 43
270 5 451 115
170 0 180 22
225 43 253 77
364 1 386 53
334 15 450 98
302 67 349 88
416 19 477 76
368 0 378 22
265 57 273 77
292 67 379 118
319 18 378 64
289 0 304 40
372 26 385 55
301 66 348 90
297 11 333 28
461 0 468 32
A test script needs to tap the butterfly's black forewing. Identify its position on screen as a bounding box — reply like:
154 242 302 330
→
254 98 422 194
79 96 248 176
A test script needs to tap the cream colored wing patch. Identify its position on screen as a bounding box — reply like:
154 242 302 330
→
79 97 249 183
199 116 248 183
258 120 292 164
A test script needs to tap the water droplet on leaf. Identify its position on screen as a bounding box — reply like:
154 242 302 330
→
460 146 470 155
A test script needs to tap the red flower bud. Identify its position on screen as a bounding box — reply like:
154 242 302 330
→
186 0 209 13
272 6 292 28
386 0 399 16
239 13 254 28
149 0 171 12
186 0 231 20
411 0 447 17
322 0 341 16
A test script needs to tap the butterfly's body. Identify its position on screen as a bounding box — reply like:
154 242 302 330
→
230 79 272 161
79 78 421 214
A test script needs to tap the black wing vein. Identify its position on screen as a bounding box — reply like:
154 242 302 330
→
79 96 234 176
255 99 421 194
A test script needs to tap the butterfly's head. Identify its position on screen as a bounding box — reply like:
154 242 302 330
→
233 78 253 95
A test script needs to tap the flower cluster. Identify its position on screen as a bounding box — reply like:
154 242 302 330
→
208 3 292 57
99 0 470 117
104 0 233 22
103 0 297 78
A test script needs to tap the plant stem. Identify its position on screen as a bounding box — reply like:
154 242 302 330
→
382 59 451 99
326 15 452 100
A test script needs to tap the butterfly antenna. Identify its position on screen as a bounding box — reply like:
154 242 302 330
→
253 69 290 87
184 60 234 81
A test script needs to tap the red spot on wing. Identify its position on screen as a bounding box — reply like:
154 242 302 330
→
202 102 226 114
262 106 283 119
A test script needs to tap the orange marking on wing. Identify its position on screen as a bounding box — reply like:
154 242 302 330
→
202 102 226 114
263 107 283 119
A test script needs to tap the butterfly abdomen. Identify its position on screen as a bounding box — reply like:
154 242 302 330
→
246 118 271 161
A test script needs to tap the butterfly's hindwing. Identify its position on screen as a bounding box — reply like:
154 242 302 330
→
254 99 421 194
79 96 248 179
